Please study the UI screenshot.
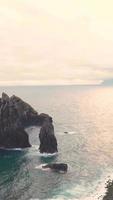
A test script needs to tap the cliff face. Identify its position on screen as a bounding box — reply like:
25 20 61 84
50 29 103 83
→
0 93 39 130
0 93 38 148
0 128 31 148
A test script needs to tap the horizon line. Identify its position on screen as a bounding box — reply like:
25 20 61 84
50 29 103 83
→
0 84 102 87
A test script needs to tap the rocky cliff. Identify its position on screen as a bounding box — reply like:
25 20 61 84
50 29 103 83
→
0 93 58 152
0 92 39 148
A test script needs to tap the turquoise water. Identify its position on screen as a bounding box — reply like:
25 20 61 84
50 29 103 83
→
0 85 113 199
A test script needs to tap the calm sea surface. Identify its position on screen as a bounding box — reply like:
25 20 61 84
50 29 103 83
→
0 85 113 200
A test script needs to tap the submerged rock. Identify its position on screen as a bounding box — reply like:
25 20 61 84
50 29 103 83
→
42 163 68 172
39 117 58 154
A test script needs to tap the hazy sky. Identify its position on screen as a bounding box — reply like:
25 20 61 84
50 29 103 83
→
0 0 113 85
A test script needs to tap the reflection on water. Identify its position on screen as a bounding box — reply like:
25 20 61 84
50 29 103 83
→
0 86 113 199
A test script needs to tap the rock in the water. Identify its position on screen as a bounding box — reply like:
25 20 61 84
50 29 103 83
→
39 117 58 153
64 131 68 134
42 163 68 172
0 92 58 150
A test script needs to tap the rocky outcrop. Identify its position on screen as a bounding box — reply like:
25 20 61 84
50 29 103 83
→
0 92 58 151
0 93 39 129
0 92 38 148
42 163 68 172
0 128 31 148
38 113 53 126
103 180 113 200
39 116 58 154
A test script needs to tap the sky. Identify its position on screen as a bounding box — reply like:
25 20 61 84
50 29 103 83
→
0 0 113 85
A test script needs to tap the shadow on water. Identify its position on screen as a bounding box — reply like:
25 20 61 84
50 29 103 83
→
0 149 24 170
0 149 32 200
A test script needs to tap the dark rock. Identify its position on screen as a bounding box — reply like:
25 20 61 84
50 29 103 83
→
2 92 10 102
39 117 58 153
0 92 58 151
0 93 39 129
103 180 113 200
9 94 39 127
42 163 68 172
0 93 39 148
38 113 53 126
0 128 31 148
64 131 68 134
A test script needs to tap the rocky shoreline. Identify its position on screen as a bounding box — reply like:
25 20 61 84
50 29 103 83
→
103 180 113 200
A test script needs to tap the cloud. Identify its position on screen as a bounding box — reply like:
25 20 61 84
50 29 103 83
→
0 0 113 85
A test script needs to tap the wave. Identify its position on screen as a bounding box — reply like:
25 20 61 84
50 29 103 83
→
0 147 23 151
27 146 58 158
35 164 51 171
50 172 113 200
39 152 58 158
32 145 39 150
57 131 76 135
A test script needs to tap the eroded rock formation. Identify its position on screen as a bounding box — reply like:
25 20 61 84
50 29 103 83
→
0 93 39 129
0 92 58 152
0 128 31 148
0 93 39 148
39 117 58 153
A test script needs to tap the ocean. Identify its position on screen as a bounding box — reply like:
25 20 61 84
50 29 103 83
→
0 85 113 200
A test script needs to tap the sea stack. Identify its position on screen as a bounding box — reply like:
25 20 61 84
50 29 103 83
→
39 115 58 154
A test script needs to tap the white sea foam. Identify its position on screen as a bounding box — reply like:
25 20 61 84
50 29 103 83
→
68 131 76 135
28 146 58 158
0 147 23 151
35 164 44 169
39 152 58 158
51 172 113 200
35 164 51 171
32 145 39 150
